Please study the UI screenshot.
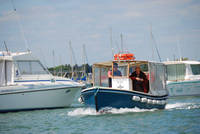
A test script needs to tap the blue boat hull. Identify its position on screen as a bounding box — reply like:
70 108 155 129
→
81 87 168 111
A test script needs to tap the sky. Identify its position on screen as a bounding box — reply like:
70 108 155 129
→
0 0 200 67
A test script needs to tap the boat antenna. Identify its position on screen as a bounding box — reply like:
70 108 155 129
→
10 0 30 51
150 25 162 62
110 28 114 58
120 33 124 53
4 41 9 52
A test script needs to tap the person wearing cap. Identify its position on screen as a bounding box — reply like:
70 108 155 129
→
129 66 148 93
113 63 122 76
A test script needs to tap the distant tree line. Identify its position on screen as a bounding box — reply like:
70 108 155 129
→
48 64 92 76
176 57 189 61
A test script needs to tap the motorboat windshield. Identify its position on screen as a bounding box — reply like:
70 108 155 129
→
13 52 49 76
15 60 49 75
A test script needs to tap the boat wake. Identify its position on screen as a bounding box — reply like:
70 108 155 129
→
67 107 157 116
165 102 200 110
68 102 200 116
68 108 98 116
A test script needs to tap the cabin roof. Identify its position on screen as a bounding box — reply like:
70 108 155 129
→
13 51 38 61
0 51 37 61
0 55 12 61
163 60 200 65
93 60 149 67
0 51 13 61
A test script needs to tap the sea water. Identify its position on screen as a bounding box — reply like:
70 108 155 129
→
0 96 200 134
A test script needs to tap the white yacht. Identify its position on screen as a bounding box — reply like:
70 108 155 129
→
0 51 83 112
164 60 200 97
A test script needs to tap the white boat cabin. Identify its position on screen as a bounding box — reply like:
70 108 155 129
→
0 51 53 86
164 61 200 82
0 51 14 86
92 60 167 96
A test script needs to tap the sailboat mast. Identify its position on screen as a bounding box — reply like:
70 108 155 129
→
11 0 30 51
4 41 9 52
120 33 123 53
110 28 114 58
69 41 73 78
52 50 55 75
150 25 162 62
176 36 182 61
82 44 88 77
68 41 77 79
82 44 85 77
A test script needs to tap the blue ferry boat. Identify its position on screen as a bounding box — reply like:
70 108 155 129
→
80 53 168 111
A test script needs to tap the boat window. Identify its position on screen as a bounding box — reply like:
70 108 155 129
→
113 62 127 77
100 68 109 87
166 64 185 81
129 64 148 75
149 62 167 95
191 64 200 75
16 61 48 75
93 67 109 86
94 67 100 86
114 65 127 77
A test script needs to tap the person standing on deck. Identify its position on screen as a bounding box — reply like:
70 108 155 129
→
113 63 122 76
129 66 148 93
108 63 122 87
108 69 112 87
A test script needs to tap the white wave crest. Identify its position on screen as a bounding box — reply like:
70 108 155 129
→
68 108 99 116
67 107 156 116
104 107 156 114
166 102 200 110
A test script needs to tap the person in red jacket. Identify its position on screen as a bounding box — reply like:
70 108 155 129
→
129 66 149 93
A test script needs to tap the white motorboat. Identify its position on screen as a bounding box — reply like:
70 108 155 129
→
164 60 200 97
0 51 83 112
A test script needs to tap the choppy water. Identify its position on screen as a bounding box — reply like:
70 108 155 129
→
0 95 200 134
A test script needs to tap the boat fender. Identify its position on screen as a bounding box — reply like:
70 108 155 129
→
161 100 166 105
147 99 153 104
141 98 147 103
156 100 162 105
152 100 157 104
132 96 140 101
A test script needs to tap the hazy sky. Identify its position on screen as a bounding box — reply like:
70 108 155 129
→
0 0 200 67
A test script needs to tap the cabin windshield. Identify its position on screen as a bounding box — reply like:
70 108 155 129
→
113 62 127 77
15 60 49 75
166 64 186 81
191 64 200 75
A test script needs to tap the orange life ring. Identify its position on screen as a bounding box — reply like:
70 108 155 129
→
114 53 135 61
